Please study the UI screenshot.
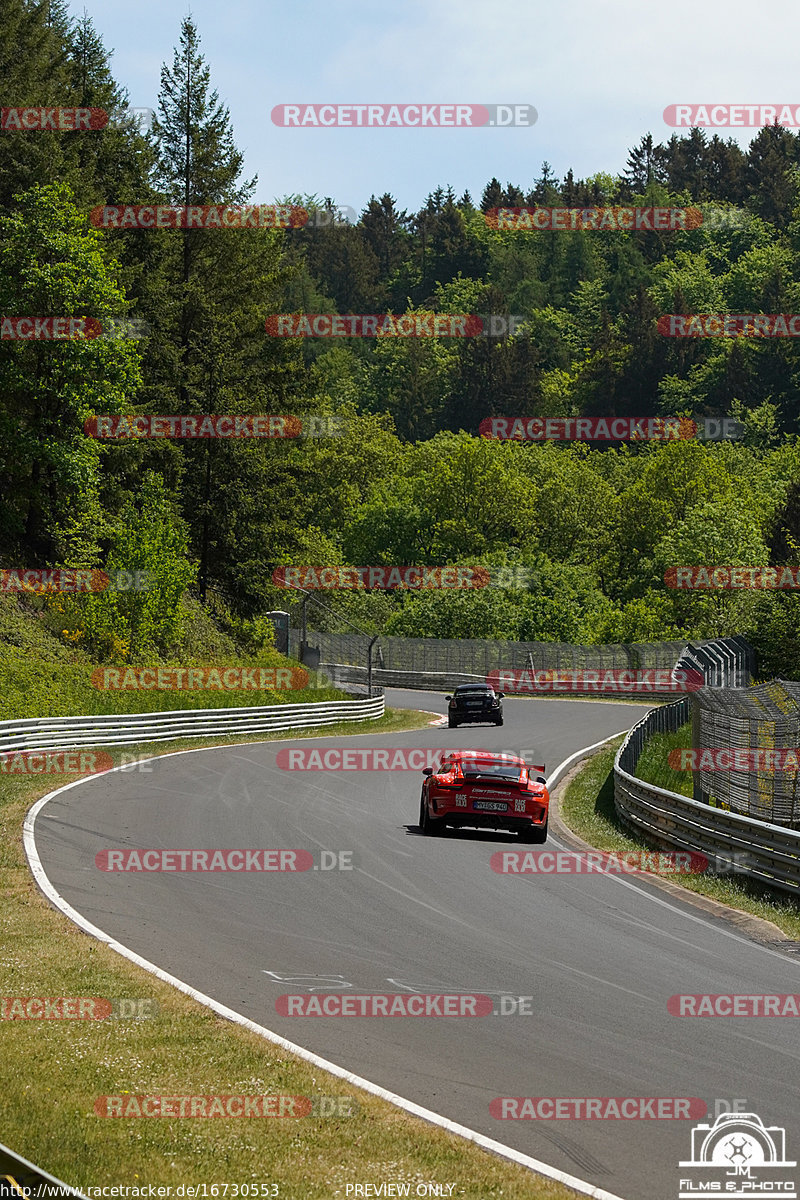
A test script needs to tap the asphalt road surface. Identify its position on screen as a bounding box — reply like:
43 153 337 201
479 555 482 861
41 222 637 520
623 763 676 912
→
31 691 800 1200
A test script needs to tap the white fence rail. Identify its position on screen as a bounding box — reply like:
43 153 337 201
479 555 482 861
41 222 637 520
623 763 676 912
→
614 701 800 897
0 697 385 757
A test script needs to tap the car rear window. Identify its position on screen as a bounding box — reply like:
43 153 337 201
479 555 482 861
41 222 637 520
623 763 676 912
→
461 761 522 780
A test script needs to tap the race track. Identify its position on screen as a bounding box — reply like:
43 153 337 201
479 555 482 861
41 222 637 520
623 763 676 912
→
30 691 800 1200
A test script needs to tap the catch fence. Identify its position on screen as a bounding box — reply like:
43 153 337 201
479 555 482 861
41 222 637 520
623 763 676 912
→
691 680 800 827
289 630 753 694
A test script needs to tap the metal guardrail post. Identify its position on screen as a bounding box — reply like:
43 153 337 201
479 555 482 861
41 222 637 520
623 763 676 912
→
368 635 379 698
301 592 309 648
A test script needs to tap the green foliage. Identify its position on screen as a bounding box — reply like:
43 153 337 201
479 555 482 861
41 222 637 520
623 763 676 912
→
0 183 142 562
8 10 800 682
44 473 196 661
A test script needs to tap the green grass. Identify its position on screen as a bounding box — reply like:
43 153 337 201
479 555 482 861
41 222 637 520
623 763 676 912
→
561 738 800 939
633 722 694 797
0 708 584 1200
0 592 350 719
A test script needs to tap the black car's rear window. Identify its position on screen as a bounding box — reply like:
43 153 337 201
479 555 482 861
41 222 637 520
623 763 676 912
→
455 687 493 695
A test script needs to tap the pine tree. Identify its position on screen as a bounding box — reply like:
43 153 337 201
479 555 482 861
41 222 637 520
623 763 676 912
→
533 162 560 204
143 16 303 605
360 194 410 281
480 178 503 212
746 124 800 227
623 134 657 194
562 169 577 206
0 0 72 206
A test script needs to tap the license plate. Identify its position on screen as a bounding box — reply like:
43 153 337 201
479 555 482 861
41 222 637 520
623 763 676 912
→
473 800 508 812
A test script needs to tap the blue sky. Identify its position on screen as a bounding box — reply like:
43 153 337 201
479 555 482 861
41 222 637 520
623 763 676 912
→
87 0 800 214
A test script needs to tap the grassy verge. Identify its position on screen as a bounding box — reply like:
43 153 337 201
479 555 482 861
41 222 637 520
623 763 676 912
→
560 737 800 940
633 722 693 797
0 592 351 719
1 707 581 1200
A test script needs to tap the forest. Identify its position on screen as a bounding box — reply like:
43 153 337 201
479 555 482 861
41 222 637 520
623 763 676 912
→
3 1 800 683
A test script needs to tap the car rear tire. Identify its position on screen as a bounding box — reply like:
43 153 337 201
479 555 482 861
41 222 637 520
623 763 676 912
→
448 716 459 728
494 717 503 726
420 795 444 836
520 819 548 844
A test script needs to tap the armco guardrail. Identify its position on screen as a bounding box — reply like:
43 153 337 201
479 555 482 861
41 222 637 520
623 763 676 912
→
320 662 489 692
0 696 384 758
614 700 800 898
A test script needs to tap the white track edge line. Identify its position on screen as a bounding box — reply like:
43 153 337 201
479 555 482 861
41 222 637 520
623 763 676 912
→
21 726 632 1200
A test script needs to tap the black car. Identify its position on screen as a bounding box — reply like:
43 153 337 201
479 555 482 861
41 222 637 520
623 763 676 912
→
446 683 504 728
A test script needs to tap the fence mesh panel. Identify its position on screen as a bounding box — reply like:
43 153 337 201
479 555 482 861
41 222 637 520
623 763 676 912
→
691 680 800 827
287 628 753 696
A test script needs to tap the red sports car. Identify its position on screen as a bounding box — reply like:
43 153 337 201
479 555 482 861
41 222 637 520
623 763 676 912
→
419 751 549 841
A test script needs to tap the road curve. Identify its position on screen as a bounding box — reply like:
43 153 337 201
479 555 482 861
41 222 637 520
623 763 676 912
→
31 691 800 1200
